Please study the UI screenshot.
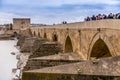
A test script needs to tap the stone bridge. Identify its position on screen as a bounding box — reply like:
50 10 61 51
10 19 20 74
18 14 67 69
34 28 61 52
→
29 19 120 60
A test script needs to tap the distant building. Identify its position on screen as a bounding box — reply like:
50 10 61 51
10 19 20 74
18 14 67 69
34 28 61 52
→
13 18 30 33
3 18 31 35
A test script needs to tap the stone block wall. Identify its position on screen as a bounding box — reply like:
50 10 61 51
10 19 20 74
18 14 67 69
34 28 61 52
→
23 59 80 71
13 18 30 30
22 73 120 80
29 42 63 58
19 37 48 53
17 36 27 47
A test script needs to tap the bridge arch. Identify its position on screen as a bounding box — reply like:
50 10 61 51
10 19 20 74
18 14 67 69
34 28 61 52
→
28 29 32 36
88 32 115 59
64 35 73 53
38 32 40 37
44 33 47 38
90 38 111 59
52 33 58 42
33 31 36 36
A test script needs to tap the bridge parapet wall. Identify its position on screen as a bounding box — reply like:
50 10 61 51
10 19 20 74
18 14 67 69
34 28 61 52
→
31 19 120 29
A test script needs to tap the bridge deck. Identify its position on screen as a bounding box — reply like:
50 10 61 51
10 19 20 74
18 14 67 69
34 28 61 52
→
31 19 120 29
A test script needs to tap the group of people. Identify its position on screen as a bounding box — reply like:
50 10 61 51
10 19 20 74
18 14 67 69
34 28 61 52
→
85 13 120 21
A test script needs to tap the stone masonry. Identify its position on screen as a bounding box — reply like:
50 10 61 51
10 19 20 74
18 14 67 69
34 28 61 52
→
23 56 120 80
29 42 63 58
13 19 120 80
23 53 82 71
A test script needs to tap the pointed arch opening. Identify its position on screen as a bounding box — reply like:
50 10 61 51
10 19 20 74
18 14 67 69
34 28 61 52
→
44 33 47 38
53 34 58 42
38 32 40 37
90 38 111 59
65 36 73 53
28 29 32 36
33 31 36 36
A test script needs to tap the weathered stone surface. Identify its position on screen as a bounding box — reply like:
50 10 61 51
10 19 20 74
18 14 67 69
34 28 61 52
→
22 56 120 80
20 37 48 53
17 35 27 47
29 42 63 58
32 52 83 60
16 53 30 69
22 73 120 80
30 38 49 53
23 53 82 71
20 37 37 52
25 56 120 76
23 59 80 71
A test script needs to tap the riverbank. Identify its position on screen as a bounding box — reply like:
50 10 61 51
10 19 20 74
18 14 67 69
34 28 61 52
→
10 36 31 80
0 40 19 80
0 34 15 40
0 35 27 80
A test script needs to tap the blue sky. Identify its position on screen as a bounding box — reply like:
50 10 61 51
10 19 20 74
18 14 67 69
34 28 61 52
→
0 0 120 24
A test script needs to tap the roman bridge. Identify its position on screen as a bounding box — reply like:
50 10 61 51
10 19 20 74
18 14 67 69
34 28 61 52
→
25 19 120 60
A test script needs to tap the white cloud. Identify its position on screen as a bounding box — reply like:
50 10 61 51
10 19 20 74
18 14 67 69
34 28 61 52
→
0 12 26 24
3 0 119 7
1 0 120 24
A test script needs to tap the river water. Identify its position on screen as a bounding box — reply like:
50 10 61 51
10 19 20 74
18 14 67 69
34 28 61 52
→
0 40 19 80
